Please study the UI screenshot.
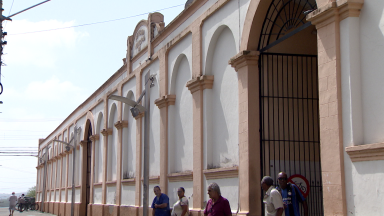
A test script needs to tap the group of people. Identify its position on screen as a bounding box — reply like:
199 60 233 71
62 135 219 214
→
8 192 26 216
262 172 308 216
152 172 307 216
152 182 232 216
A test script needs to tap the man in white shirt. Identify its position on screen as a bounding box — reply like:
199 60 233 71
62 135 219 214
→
261 176 285 216
9 192 18 216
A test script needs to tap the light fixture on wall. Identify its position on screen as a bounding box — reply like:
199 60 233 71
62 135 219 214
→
108 72 155 216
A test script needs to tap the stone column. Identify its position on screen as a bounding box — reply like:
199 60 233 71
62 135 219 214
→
186 75 213 213
101 128 112 204
89 134 99 204
307 1 363 215
154 95 176 194
229 51 260 216
114 120 128 206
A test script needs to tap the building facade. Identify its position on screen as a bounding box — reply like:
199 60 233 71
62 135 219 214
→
36 0 384 215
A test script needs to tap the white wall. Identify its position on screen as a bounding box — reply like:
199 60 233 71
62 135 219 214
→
121 185 136 206
168 54 193 173
203 26 239 169
106 185 117 204
108 103 118 181
341 1 384 215
94 186 103 204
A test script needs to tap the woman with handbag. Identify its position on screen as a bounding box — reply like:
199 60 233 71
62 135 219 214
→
171 187 189 216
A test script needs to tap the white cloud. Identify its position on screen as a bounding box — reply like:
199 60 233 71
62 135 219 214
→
25 76 87 102
3 19 89 68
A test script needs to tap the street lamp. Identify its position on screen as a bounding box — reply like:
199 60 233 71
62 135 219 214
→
108 73 155 216
53 125 81 216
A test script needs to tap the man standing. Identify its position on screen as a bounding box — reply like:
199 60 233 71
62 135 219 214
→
204 182 232 216
151 186 170 216
277 172 308 216
261 176 284 216
9 192 17 216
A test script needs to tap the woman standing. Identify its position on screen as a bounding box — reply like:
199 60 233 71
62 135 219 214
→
171 187 189 216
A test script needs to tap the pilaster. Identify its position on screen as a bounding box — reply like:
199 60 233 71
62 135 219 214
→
229 50 260 216
114 120 128 206
186 76 213 210
89 134 99 204
100 128 112 204
154 95 176 195
306 1 364 215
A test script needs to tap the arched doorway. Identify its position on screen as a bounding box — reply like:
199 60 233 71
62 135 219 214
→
81 121 93 216
257 0 323 215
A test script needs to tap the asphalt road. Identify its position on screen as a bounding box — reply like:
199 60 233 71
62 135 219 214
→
0 208 56 216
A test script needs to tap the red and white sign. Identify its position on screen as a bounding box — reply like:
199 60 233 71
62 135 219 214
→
288 174 310 198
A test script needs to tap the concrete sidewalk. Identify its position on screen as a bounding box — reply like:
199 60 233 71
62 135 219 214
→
0 208 56 216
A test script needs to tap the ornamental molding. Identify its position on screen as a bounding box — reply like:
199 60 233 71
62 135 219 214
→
168 171 193 182
101 128 113 136
345 142 384 162
121 178 136 186
186 75 214 94
141 176 160 184
115 120 128 129
154 95 176 109
229 50 259 72
307 0 364 28
89 134 100 142
203 166 238 180
79 140 88 146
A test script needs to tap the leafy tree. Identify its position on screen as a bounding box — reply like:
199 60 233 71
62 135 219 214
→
26 186 36 198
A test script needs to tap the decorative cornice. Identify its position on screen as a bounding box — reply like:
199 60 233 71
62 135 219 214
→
168 171 193 182
121 178 136 186
93 182 103 186
101 128 113 136
186 75 214 94
203 166 238 180
89 134 100 142
154 95 176 109
114 120 128 130
79 140 88 147
307 0 364 28
141 176 160 184
229 50 259 72
106 181 117 186
346 142 384 162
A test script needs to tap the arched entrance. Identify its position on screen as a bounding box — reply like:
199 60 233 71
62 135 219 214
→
257 0 323 215
81 120 93 216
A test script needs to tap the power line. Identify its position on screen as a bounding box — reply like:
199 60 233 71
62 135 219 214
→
9 4 184 36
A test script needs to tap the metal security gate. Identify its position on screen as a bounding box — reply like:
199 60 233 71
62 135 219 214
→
259 53 323 215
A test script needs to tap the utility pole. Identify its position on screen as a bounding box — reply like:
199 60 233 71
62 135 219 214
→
0 0 51 95
108 73 155 216
143 72 150 216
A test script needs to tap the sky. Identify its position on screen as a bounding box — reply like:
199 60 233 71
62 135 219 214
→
0 0 184 195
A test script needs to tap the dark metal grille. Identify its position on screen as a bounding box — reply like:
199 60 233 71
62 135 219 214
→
258 0 317 51
259 53 323 215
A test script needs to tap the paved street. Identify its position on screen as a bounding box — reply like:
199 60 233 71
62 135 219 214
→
0 208 56 216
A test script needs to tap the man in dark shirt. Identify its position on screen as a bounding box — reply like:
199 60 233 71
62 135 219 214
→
151 186 170 216
204 182 232 216
277 172 308 216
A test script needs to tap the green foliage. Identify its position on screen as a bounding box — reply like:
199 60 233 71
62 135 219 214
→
26 186 36 198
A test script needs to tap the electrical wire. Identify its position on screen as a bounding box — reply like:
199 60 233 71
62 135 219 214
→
9 4 184 36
